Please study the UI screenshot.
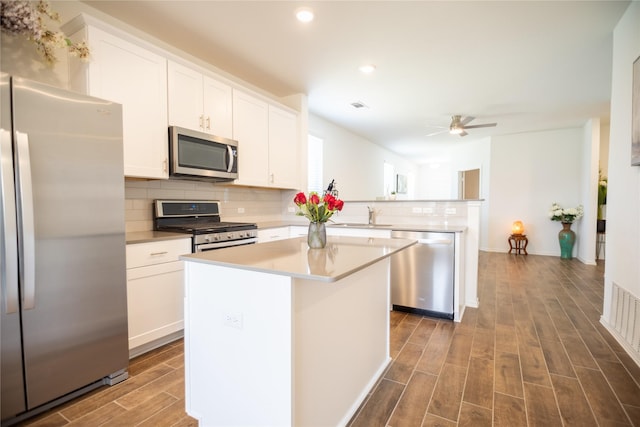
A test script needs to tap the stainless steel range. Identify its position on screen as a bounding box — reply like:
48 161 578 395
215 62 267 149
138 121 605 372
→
154 200 257 252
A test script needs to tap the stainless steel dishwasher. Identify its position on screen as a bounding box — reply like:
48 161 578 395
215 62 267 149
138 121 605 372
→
391 230 455 320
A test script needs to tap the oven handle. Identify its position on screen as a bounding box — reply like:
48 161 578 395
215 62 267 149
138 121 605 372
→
196 238 257 252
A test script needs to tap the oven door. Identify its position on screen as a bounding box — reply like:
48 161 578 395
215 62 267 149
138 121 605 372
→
195 238 258 253
169 126 238 181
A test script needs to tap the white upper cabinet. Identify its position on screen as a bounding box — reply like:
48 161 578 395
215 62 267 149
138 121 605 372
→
233 90 300 189
268 105 299 189
167 61 233 139
63 14 302 185
64 18 168 179
232 90 269 186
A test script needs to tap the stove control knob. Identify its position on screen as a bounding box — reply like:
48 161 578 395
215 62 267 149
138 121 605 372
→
214 235 220 241
204 236 211 242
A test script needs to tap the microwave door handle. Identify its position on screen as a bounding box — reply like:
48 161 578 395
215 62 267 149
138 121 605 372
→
226 145 234 173
16 131 36 310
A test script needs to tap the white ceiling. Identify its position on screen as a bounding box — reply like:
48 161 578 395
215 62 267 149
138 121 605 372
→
83 0 630 163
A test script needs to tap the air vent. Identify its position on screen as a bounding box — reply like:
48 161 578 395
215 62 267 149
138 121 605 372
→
350 101 369 109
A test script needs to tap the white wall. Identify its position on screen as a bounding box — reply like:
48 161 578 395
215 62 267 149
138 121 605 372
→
308 114 418 200
600 122 611 178
415 138 491 201
415 138 491 248
577 119 600 265
603 1 640 320
487 128 587 256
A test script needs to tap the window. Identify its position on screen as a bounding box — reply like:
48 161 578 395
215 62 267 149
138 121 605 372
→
308 135 323 193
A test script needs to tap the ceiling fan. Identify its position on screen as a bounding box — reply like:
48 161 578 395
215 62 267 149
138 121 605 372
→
426 115 497 137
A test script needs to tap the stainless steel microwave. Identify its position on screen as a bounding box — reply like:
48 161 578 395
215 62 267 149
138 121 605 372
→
169 126 238 181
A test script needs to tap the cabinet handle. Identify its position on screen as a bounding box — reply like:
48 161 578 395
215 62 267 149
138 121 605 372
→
270 173 274 183
163 158 168 172
150 251 169 256
206 116 211 130
199 115 204 129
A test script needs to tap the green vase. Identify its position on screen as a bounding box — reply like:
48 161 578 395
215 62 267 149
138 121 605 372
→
307 222 327 249
558 222 576 259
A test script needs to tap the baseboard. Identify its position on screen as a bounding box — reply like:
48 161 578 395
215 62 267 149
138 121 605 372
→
600 316 640 368
129 330 184 359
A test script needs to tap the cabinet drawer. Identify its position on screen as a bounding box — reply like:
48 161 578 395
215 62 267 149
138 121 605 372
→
257 227 290 243
126 239 191 268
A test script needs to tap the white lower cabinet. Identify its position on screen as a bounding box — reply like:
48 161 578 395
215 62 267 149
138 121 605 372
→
126 238 191 357
257 227 291 243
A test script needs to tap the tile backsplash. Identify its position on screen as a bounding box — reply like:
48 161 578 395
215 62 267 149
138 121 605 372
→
125 178 479 233
124 179 294 232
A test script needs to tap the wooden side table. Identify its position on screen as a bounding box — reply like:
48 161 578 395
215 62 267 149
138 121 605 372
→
508 234 528 255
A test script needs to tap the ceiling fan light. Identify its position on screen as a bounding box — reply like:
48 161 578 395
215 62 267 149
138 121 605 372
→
449 127 463 135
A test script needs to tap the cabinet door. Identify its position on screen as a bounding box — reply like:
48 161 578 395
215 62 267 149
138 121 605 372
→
168 61 204 131
126 261 185 351
232 90 269 186
86 26 168 179
268 105 299 189
203 76 233 139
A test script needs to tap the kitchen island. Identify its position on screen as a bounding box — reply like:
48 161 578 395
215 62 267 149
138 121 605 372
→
180 236 415 427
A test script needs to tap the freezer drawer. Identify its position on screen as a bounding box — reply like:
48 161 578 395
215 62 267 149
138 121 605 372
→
391 231 455 319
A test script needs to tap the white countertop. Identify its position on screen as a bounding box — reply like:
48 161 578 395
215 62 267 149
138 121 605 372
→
181 236 416 282
256 221 466 233
126 230 192 244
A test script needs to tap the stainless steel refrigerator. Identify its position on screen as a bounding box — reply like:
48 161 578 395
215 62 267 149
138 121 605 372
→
1 74 129 424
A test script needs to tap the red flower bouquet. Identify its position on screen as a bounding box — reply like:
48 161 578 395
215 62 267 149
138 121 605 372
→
293 191 344 223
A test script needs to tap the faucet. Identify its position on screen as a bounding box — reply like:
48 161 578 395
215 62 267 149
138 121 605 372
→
367 206 375 225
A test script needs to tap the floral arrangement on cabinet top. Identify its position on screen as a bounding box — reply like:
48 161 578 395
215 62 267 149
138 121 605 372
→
0 0 90 64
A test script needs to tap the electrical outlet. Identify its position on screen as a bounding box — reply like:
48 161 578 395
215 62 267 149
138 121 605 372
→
237 207 245 214
288 206 295 213
445 208 457 215
223 312 243 329
422 207 434 214
412 207 422 214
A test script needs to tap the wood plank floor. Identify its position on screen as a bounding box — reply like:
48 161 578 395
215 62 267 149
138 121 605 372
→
349 252 640 426
18 252 640 426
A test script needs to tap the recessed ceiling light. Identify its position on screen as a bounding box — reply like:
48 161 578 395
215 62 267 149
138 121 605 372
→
359 64 376 74
295 7 314 23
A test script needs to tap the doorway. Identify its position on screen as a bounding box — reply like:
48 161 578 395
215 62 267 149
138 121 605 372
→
458 168 480 200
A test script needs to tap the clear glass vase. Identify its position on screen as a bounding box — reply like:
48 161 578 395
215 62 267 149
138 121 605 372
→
307 222 327 249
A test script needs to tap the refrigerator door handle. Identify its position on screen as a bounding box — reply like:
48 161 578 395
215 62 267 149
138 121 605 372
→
1 128 19 313
16 131 36 310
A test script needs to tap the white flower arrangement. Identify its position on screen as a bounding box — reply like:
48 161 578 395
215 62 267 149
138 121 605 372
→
0 0 90 65
549 203 584 224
